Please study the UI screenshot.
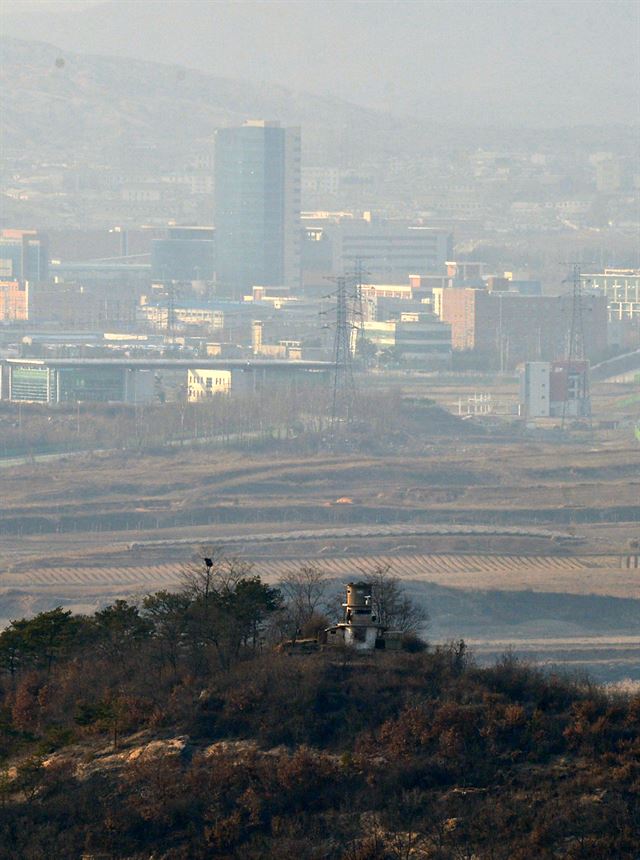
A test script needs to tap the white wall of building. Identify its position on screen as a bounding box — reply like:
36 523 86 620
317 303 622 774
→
521 361 551 418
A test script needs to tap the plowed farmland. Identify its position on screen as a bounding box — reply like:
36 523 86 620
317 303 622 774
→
1 436 639 680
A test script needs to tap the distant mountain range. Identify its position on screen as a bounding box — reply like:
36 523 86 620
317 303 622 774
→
0 35 408 165
1 33 636 173
2 0 638 128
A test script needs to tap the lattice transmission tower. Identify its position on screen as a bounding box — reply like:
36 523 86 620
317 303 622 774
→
330 276 357 432
351 258 367 357
561 263 592 430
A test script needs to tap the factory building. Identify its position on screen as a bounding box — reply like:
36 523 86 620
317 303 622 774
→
138 298 225 334
333 218 452 283
583 268 640 349
187 369 231 402
584 268 640 321
520 360 591 419
150 226 215 283
439 288 607 369
49 261 151 294
4 362 155 405
0 280 29 321
300 215 452 287
364 312 452 368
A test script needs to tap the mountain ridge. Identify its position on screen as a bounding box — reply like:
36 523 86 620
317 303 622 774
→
2 0 638 127
1 34 636 171
0 34 400 164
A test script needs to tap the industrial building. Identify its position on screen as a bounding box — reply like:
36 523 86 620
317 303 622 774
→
43 283 138 327
445 260 486 282
150 226 215 283
520 360 591 419
300 214 452 287
438 288 607 369
583 268 640 350
520 361 551 418
187 368 231 402
364 312 452 368
583 268 640 321
0 229 49 283
0 280 28 321
0 230 50 322
2 362 155 404
138 298 225 334
332 217 451 283
49 260 151 294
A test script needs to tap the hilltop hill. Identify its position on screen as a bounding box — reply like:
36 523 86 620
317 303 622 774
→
0 35 402 165
2 0 638 127
2 34 635 178
1 620 639 858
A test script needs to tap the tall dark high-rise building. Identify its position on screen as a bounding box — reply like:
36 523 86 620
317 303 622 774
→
0 229 49 283
214 120 300 297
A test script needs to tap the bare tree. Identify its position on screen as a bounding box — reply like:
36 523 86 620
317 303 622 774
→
368 564 429 634
279 566 330 629
277 565 332 639
325 564 428 636
181 546 254 605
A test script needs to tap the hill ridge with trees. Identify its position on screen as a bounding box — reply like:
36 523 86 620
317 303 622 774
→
0 555 638 858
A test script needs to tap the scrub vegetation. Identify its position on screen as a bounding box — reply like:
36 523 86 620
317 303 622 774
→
1 557 638 859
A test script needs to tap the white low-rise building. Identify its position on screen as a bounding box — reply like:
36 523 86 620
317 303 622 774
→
187 368 231 402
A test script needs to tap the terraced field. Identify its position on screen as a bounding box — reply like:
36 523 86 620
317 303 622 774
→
1 433 639 680
1 444 639 537
2 552 631 597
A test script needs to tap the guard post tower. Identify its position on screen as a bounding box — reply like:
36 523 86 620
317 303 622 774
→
326 582 402 651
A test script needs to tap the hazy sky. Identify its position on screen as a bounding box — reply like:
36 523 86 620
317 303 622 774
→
2 0 639 127
2 0 102 11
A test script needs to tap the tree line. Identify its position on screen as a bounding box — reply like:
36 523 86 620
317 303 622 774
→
0 385 456 460
0 556 425 689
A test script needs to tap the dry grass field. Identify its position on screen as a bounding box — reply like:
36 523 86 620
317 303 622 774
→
1 394 639 679
1 439 638 538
